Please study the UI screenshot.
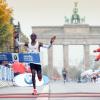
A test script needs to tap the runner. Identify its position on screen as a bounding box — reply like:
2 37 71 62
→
62 68 68 83
25 33 56 95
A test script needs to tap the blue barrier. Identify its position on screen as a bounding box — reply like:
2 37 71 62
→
0 53 40 64
0 53 41 81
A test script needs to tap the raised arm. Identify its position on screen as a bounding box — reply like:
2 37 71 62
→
24 42 29 52
39 35 56 49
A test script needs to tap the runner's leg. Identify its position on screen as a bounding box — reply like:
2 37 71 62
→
37 65 42 81
31 68 36 89
30 63 37 94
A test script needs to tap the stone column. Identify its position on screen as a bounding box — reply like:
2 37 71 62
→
84 44 90 70
48 46 53 78
63 45 69 70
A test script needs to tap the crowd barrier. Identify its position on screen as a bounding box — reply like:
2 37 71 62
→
0 53 40 64
0 53 40 82
0 65 14 81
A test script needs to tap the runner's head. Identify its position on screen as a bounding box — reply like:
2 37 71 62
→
30 33 37 41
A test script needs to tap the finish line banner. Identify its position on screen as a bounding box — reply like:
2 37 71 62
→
0 53 40 64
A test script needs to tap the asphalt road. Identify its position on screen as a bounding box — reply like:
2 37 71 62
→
0 81 100 100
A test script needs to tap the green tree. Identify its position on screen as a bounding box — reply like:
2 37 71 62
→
0 0 14 52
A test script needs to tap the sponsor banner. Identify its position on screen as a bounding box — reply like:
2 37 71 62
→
19 53 40 64
0 53 12 61
0 53 40 64
12 53 19 62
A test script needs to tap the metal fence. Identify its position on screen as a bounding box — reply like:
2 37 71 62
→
0 65 14 81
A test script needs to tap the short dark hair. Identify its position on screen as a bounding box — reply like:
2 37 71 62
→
30 33 37 38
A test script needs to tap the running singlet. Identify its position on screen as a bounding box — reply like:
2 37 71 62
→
27 41 41 65
27 41 52 53
28 41 39 53
27 41 52 64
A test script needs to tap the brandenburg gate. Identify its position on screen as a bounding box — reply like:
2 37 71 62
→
32 2 100 71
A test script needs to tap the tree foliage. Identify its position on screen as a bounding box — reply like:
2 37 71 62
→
0 0 14 52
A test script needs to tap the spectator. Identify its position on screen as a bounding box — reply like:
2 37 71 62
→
62 68 68 83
